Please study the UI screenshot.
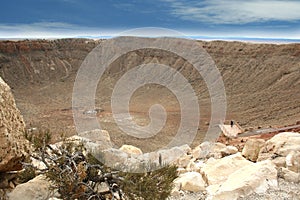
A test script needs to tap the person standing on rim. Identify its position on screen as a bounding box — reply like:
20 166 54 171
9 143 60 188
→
230 120 234 127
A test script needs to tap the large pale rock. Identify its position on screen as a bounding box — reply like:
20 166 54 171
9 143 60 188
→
223 145 239 155
242 139 265 162
78 129 112 151
208 143 227 159
286 150 300 173
201 153 252 185
212 143 227 152
158 144 191 165
59 130 113 156
175 154 193 168
97 148 129 168
278 167 300 183
8 175 52 200
218 124 243 138
186 160 204 172
191 141 212 159
83 143 192 172
119 145 143 155
207 160 278 200
0 77 29 172
257 132 300 168
135 144 191 167
212 143 239 158
104 144 191 172
192 142 238 160
174 172 206 192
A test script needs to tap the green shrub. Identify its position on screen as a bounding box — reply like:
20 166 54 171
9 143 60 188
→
18 167 36 183
120 164 178 200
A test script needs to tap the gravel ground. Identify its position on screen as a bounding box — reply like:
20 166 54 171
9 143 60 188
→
167 191 207 200
239 178 300 200
168 178 300 200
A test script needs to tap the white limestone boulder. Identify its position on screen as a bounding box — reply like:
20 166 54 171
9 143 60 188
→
207 160 278 200
174 172 206 192
119 144 143 155
201 153 252 185
242 138 265 162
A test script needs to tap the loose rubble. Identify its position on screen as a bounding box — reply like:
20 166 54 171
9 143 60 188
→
4 129 300 199
170 131 300 200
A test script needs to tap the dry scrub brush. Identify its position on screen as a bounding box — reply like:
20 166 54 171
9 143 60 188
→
21 128 178 200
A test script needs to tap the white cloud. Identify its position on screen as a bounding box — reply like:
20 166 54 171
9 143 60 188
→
163 0 300 24
0 22 105 38
0 21 299 39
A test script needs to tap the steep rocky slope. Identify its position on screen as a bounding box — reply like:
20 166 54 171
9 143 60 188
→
0 38 299 151
202 41 300 127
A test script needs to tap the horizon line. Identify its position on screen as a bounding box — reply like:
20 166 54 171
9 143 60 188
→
1 35 300 44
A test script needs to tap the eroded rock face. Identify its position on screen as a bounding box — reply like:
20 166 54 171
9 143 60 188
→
201 153 252 185
207 160 278 200
242 138 265 162
0 77 29 172
257 132 300 170
95 144 192 172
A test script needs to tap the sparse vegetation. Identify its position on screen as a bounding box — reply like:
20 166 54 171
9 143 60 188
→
22 129 178 199
18 166 36 184
120 164 178 200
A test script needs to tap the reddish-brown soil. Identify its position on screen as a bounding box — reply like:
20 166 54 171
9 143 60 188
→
0 38 299 152
217 122 300 151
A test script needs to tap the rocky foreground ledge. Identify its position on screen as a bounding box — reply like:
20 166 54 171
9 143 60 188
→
5 129 300 200
0 76 299 199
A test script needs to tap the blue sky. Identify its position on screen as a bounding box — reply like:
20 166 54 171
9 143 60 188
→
1 0 300 39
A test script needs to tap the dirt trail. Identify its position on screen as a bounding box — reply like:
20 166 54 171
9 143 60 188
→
239 124 300 137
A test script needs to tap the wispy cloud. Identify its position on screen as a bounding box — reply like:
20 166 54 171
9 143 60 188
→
0 22 105 38
163 0 300 24
0 19 299 39
113 1 157 14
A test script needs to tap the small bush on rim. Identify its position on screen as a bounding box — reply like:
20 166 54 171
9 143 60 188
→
22 128 178 199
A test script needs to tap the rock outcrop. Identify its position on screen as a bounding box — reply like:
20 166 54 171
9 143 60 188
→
76 129 113 151
119 144 143 155
257 132 300 172
201 153 252 185
170 132 300 199
7 130 300 200
7 175 52 200
0 77 29 172
206 160 277 200
192 142 238 160
174 172 206 192
242 138 265 162
278 167 300 183
98 144 191 172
